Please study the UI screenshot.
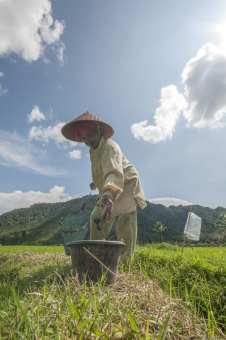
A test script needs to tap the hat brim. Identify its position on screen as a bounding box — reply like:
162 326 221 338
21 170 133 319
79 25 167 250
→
61 119 114 142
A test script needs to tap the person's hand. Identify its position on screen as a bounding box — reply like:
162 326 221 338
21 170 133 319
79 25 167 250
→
100 195 113 223
89 182 96 190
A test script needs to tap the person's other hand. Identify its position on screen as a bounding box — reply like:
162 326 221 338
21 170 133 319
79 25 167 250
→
100 195 113 223
89 182 96 190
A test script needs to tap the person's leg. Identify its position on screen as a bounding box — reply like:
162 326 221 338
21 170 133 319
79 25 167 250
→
90 206 114 240
115 210 137 265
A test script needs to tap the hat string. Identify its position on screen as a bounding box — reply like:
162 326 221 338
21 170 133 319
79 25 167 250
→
97 123 100 139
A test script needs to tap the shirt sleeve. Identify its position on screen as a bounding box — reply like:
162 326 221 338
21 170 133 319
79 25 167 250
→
101 142 124 198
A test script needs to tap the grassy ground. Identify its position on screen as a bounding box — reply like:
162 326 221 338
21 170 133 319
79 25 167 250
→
0 245 65 254
132 244 226 336
0 244 225 339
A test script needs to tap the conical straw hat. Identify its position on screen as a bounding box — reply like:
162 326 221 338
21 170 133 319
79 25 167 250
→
61 111 114 142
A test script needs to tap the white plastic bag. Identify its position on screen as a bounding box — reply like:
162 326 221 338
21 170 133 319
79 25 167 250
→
184 212 202 241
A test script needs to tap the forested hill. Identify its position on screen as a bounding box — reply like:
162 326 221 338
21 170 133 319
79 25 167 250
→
0 195 225 245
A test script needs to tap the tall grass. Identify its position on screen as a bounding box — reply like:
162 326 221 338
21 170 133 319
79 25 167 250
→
131 244 226 334
0 245 225 339
0 252 207 339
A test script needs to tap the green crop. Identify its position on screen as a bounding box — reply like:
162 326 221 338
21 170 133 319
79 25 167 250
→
0 244 225 339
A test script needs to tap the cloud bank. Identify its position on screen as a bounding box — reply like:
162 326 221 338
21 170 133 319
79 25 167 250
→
131 85 186 143
0 186 73 215
0 0 65 63
28 122 76 148
132 43 226 143
0 130 67 176
148 197 193 207
182 43 226 128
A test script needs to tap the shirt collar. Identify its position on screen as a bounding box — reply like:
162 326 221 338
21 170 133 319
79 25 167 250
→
89 136 106 158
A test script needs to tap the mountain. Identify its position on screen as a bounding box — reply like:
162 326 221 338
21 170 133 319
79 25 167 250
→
0 195 225 245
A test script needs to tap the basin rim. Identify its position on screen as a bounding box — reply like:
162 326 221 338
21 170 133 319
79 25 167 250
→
67 240 125 247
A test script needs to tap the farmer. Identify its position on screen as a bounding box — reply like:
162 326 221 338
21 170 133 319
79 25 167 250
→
61 111 147 264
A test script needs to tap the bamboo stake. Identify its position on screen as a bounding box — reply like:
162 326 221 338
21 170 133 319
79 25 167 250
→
181 205 193 254
83 247 124 282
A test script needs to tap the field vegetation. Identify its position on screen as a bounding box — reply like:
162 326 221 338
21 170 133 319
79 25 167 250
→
0 244 226 339
133 244 226 333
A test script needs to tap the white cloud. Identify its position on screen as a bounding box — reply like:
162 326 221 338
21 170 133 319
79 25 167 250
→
0 83 8 96
55 41 65 66
27 105 46 123
0 186 73 215
131 85 186 143
40 13 64 44
182 43 226 128
132 43 226 144
0 129 67 176
0 0 65 63
0 71 8 95
47 107 54 120
68 150 82 159
148 197 193 207
28 122 76 148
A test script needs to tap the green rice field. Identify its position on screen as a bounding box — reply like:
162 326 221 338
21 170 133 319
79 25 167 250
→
0 244 226 339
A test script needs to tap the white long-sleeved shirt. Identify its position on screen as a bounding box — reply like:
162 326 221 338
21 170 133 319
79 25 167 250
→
89 136 147 217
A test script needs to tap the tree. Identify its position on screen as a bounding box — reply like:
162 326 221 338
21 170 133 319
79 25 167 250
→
153 221 167 243
215 211 226 234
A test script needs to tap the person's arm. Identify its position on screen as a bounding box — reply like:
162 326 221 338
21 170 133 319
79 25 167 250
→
100 194 113 223
102 143 124 196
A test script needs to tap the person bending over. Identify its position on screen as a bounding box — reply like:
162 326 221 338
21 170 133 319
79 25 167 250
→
61 111 147 264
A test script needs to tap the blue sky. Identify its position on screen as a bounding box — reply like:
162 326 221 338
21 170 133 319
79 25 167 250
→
0 0 226 214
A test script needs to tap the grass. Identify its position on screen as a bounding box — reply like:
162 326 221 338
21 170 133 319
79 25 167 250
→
0 245 65 254
0 244 225 339
132 244 226 336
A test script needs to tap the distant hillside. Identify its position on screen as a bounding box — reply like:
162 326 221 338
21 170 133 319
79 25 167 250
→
0 196 225 245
